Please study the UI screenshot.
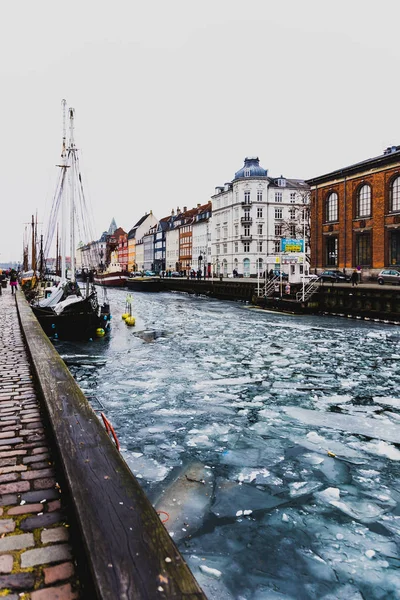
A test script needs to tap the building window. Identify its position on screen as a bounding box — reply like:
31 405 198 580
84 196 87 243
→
355 233 371 266
244 191 251 204
223 243 227 254
290 225 296 236
257 190 263 202
275 208 283 219
278 178 286 187
275 224 283 236
257 207 263 218
390 177 400 212
234 207 239 219
274 240 280 252
326 192 338 222
234 242 238 252
390 230 400 265
289 208 296 219
325 236 338 266
234 224 239 236
243 242 250 252
244 225 250 236
223 227 228 238
244 208 250 219
235 191 239 202
257 241 263 252
290 192 296 203
357 185 371 217
244 168 250 177
216 244 220 255
257 224 263 235
275 192 282 203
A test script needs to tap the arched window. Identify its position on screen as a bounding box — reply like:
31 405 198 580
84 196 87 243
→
390 177 400 212
357 185 371 217
326 192 338 222
243 258 250 277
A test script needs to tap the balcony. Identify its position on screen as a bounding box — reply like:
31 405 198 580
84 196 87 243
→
240 235 253 242
241 200 252 206
241 216 253 224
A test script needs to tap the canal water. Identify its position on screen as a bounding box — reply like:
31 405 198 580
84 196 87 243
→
57 288 400 600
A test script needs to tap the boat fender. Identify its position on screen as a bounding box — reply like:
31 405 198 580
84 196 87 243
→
100 412 120 451
96 328 105 337
51 323 56 329
125 316 136 326
122 313 129 320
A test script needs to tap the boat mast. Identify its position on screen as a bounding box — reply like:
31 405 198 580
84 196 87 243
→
68 107 76 283
60 99 68 283
31 215 35 271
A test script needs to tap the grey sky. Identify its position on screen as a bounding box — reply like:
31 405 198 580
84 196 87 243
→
1 0 399 263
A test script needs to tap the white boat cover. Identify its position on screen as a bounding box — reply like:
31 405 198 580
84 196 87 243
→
53 295 84 315
36 285 65 308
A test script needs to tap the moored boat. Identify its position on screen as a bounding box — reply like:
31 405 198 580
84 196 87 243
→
30 100 111 341
126 276 162 292
93 271 128 287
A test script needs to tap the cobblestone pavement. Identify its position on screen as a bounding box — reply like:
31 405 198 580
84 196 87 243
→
0 291 82 599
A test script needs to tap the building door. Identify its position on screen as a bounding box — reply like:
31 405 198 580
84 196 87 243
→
243 258 250 277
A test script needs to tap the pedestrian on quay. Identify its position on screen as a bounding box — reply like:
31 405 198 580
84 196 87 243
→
9 269 18 295
351 269 358 287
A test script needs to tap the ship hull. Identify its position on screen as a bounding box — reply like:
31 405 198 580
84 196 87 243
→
93 273 128 287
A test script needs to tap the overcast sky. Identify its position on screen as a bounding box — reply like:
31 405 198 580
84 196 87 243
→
1 0 399 263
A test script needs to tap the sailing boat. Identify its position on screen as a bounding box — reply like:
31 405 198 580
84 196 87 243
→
31 100 111 341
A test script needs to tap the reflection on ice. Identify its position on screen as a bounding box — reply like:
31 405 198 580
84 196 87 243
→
60 290 400 599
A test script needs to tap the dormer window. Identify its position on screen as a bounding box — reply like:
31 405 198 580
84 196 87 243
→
278 178 286 187
244 168 251 177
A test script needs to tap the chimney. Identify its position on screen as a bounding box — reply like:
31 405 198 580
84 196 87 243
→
197 203 201 208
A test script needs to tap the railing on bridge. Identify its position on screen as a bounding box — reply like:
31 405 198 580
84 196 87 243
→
296 277 321 302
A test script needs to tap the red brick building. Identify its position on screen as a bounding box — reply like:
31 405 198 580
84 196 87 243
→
306 146 400 277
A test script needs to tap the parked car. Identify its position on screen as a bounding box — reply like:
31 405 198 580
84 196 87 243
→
129 271 143 277
170 271 182 277
271 270 289 280
143 270 156 277
377 269 400 285
320 270 350 283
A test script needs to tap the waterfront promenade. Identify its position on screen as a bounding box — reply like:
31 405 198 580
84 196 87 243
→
0 291 81 599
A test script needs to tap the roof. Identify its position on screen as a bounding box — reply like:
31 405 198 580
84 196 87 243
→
234 156 268 180
305 146 400 186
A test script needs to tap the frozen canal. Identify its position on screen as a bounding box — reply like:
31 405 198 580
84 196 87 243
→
58 288 400 600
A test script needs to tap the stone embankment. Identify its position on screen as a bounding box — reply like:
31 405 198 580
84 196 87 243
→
0 291 81 599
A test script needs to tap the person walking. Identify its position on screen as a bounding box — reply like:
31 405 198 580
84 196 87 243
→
9 269 18 295
351 269 358 287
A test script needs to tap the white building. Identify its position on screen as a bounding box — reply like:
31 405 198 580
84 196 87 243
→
192 202 212 276
211 157 310 277
165 211 181 272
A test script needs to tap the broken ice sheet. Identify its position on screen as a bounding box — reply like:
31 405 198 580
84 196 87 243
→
212 478 286 518
284 406 400 444
314 487 393 523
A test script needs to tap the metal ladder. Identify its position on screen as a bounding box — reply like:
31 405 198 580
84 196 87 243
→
256 276 280 298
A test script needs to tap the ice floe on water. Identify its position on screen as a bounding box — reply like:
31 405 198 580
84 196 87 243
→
60 291 400 600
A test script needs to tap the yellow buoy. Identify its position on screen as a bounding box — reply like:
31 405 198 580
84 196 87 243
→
125 316 136 326
96 328 105 337
122 313 129 320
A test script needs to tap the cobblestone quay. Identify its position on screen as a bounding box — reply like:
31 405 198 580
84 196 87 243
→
0 291 81 599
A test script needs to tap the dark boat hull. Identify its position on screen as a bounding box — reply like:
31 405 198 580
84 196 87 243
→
126 278 162 292
32 296 111 341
